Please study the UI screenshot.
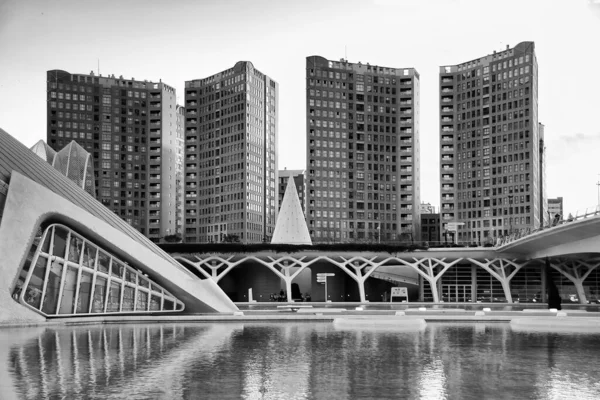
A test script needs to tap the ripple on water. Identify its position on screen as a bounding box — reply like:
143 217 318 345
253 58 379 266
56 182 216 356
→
1 322 600 399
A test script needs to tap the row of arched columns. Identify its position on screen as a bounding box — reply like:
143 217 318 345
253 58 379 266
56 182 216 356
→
174 254 600 304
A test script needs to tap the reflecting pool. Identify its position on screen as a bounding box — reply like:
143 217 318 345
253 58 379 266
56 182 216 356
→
1 322 600 399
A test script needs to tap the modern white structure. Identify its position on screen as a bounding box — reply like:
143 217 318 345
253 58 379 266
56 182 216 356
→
271 177 312 245
0 128 237 324
32 139 96 197
31 140 57 164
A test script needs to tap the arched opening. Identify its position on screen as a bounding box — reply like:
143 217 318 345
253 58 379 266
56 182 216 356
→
218 260 281 302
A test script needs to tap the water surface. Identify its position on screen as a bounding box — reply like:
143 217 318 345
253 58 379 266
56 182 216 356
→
1 322 599 399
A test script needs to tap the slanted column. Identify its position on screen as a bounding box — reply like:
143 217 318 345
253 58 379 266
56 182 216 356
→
467 258 526 303
549 259 600 305
575 281 587 305
174 256 212 279
174 255 248 283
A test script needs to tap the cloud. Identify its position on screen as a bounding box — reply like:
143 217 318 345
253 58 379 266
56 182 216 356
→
558 132 600 143
588 0 600 19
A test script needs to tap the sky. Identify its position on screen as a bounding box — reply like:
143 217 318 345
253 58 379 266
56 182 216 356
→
1 0 600 215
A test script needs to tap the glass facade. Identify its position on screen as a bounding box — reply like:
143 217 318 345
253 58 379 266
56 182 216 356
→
13 224 184 317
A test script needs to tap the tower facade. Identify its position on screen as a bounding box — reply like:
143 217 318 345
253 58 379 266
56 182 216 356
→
438 42 539 243
175 105 186 238
47 70 179 242
183 61 278 243
306 56 421 243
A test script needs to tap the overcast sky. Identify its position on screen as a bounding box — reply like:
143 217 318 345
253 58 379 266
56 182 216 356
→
1 0 599 214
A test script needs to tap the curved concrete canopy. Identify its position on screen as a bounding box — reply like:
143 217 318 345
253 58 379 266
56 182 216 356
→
0 128 238 321
496 216 600 258
0 128 175 267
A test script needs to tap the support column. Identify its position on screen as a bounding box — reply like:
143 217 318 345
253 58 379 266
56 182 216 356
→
471 263 477 303
540 266 547 303
327 256 395 303
253 256 316 302
574 281 587 305
397 258 462 303
549 259 600 305
349 260 371 303
467 258 527 303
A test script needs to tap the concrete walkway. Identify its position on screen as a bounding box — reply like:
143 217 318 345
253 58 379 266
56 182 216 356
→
1 306 599 329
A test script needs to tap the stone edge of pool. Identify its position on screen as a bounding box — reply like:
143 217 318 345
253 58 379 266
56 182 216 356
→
1 309 600 330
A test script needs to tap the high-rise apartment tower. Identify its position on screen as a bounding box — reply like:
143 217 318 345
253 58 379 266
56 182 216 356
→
175 105 186 238
47 70 180 242
438 42 541 243
306 56 421 243
183 61 278 244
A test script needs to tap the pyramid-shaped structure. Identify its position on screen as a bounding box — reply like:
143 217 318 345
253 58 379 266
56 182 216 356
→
30 140 96 198
53 141 96 197
30 140 57 164
271 176 312 245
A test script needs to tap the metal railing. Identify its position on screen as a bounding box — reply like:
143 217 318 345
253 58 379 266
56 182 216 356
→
495 205 600 247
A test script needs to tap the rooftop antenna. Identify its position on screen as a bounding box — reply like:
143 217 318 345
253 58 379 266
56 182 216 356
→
345 45 347 61
98 58 100 76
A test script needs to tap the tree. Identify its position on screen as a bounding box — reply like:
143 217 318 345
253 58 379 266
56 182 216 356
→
223 234 241 243
164 233 182 243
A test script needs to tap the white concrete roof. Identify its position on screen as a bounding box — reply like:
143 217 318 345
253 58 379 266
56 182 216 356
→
271 176 312 245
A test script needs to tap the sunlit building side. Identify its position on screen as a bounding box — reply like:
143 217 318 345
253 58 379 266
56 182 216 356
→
439 42 542 243
306 56 421 243
183 61 278 244
46 70 179 243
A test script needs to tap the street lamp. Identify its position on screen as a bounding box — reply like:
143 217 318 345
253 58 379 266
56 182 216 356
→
508 194 514 235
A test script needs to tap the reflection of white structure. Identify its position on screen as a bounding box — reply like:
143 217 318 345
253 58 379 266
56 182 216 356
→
242 324 311 399
0 128 237 324
4 323 244 399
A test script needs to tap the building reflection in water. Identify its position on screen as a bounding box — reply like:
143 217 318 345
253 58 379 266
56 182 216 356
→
3 322 600 399
5 323 244 399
